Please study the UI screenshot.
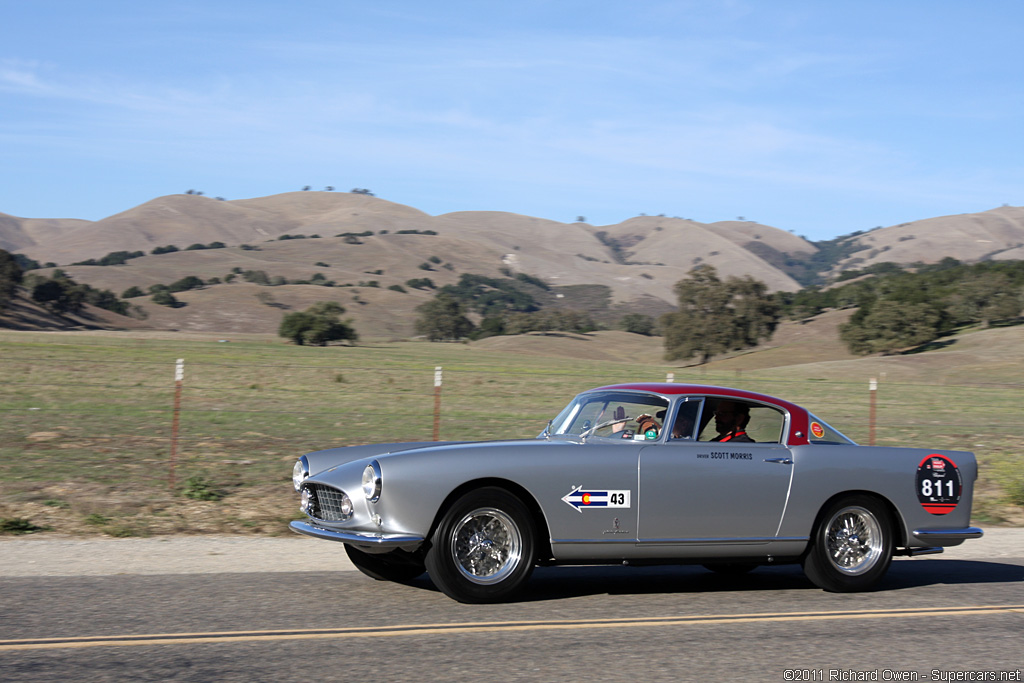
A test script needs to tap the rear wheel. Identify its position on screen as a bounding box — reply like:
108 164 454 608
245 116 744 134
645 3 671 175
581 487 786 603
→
425 487 536 603
345 545 425 583
803 495 893 592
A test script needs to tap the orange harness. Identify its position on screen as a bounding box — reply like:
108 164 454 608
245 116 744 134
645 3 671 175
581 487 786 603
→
717 431 747 443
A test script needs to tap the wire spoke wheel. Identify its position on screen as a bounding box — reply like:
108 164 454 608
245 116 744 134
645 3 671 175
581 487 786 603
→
452 507 522 584
803 495 893 592
824 506 884 575
426 487 536 603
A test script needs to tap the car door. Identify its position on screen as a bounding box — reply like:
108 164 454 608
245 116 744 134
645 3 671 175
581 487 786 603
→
637 399 794 543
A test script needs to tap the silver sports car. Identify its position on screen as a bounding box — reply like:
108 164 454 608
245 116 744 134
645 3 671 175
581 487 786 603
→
289 383 982 603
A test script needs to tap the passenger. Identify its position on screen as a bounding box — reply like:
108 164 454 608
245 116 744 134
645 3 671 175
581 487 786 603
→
635 413 661 438
672 413 695 439
710 401 754 443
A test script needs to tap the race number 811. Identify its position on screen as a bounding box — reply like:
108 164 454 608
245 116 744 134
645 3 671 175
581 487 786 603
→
916 454 962 516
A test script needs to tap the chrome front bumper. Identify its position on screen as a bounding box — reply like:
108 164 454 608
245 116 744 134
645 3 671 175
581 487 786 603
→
289 520 425 552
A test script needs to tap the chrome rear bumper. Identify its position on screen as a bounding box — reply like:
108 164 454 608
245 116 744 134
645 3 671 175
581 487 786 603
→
912 527 984 545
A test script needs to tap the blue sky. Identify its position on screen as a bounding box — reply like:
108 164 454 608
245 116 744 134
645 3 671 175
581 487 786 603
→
1 1 1021 240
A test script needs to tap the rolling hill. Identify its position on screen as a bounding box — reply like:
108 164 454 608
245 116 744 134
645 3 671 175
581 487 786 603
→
1 192 1021 337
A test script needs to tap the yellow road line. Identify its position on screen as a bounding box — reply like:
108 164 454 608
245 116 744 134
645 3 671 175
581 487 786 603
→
2 605 1022 652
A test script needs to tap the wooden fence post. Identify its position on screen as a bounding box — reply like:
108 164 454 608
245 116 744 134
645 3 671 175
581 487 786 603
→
869 377 877 446
170 358 184 488
433 366 442 441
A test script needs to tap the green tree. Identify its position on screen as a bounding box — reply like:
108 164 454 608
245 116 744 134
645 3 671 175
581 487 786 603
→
30 272 86 314
168 276 205 292
415 293 475 341
618 313 655 336
278 301 358 346
945 272 1022 327
660 265 779 364
243 270 271 285
839 300 942 355
121 286 145 299
0 249 24 310
151 290 180 307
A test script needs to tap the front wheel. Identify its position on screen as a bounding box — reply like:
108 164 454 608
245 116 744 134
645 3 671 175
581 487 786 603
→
345 545 425 583
802 495 894 592
425 487 536 603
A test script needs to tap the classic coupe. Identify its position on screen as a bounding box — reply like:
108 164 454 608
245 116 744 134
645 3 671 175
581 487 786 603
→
289 383 982 603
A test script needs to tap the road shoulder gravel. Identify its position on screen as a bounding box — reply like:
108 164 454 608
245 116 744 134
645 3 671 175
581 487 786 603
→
1 528 1021 577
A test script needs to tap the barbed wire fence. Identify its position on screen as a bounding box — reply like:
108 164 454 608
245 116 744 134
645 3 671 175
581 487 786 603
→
3 355 1023 492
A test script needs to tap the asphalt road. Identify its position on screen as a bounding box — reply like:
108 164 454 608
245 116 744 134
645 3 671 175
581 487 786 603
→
1 535 1022 682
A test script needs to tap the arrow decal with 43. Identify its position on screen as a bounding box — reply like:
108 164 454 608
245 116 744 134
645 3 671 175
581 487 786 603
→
562 486 631 512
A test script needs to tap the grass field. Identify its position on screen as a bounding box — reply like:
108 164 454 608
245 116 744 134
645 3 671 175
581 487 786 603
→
2 327 1022 537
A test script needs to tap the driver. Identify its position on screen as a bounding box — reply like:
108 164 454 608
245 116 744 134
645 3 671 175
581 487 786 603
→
710 401 754 443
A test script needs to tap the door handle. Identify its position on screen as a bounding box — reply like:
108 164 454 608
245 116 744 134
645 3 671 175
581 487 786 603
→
764 458 793 465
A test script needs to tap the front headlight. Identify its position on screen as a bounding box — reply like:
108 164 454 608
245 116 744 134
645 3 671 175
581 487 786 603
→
292 456 309 492
362 460 382 503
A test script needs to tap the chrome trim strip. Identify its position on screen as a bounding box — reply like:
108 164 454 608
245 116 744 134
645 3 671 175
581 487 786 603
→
552 536 808 546
289 521 424 547
912 527 984 543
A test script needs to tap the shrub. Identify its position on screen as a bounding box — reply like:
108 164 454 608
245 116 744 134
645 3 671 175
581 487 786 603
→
619 313 656 336
72 250 145 266
151 290 180 307
279 302 358 346
122 286 145 298
182 475 224 501
168 276 205 292
405 278 436 290
388 284 407 293
0 517 47 534
242 270 270 285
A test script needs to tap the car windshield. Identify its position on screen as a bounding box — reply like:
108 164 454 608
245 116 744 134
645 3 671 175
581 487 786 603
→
549 391 670 440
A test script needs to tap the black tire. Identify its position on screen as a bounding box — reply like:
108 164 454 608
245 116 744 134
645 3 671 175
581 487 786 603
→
425 487 536 603
802 495 894 592
702 562 758 575
345 545 425 583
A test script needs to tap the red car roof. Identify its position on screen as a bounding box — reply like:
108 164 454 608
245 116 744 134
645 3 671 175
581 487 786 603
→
589 383 811 446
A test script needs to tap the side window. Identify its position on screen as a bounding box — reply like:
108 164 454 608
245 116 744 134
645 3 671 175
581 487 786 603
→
669 400 701 439
746 405 785 444
697 399 785 444
807 414 855 445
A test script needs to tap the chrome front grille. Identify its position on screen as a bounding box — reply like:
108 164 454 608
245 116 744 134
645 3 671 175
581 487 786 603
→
305 483 351 521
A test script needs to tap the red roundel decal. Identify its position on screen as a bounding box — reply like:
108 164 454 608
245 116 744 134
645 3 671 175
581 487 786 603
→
916 454 962 515
810 422 825 439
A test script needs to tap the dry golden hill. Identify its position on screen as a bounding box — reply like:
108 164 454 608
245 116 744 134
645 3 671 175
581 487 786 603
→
4 192 1024 339
1 192 817 337
835 205 1024 271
